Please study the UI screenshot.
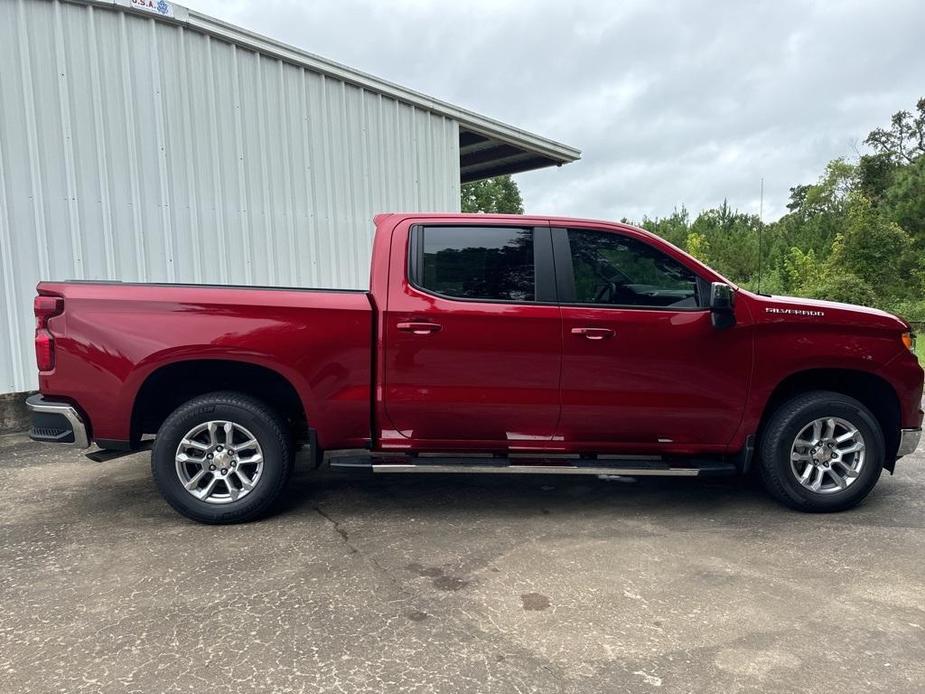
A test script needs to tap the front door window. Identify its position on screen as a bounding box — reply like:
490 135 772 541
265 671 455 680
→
567 228 700 308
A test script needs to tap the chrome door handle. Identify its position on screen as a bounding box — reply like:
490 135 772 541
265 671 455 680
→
570 327 614 340
397 321 442 335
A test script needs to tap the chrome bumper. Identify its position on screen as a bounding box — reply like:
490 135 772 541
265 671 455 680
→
897 428 921 457
25 395 90 449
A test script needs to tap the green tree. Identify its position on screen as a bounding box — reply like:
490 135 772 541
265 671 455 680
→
857 153 897 204
641 206 691 248
461 175 525 214
685 231 710 263
864 97 925 165
884 156 925 240
778 244 877 307
689 200 762 284
799 159 858 216
829 193 913 296
782 247 822 291
786 184 811 212
763 159 862 294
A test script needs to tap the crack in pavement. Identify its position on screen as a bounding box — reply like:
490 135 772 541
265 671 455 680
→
312 504 421 600
313 505 357 554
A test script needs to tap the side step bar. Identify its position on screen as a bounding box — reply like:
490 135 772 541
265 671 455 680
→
329 455 737 478
373 464 711 476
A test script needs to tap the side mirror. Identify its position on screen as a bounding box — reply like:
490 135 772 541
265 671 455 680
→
709 282 736 330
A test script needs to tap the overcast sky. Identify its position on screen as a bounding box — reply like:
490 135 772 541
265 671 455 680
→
185 0 924 222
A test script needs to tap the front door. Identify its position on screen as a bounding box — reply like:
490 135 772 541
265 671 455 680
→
382 223 562 448
554 225 752 452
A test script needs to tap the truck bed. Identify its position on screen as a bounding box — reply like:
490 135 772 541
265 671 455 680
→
36 280 374 448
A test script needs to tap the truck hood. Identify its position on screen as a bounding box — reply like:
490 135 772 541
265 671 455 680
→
749 292 908 332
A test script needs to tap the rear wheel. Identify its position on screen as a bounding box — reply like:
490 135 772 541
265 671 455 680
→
151 391 293 524
758 390 884 512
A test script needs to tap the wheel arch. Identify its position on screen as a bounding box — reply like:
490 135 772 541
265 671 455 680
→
131 359 310 446
759 368 901 470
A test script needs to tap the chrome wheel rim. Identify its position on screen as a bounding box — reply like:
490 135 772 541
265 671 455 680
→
175 421 264 504
790 417 865 495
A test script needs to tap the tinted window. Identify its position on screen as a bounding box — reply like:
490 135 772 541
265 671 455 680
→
420 226 535 302
567 229 699 308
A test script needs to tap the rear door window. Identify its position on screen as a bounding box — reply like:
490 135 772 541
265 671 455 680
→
416 226 536 302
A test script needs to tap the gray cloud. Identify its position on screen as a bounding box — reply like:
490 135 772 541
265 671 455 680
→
184 0 925 222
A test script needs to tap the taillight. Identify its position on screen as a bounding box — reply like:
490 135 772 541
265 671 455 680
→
34 295 63 372
35 331 54 371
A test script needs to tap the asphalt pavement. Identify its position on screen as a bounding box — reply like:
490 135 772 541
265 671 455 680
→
1 433 923 693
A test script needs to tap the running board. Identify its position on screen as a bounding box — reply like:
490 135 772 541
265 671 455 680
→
329 455 736 478
372 464 710 476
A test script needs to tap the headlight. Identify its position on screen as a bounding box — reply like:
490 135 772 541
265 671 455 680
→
902 331 916 352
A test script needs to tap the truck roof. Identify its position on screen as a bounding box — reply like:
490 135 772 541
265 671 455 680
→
373 212 649 232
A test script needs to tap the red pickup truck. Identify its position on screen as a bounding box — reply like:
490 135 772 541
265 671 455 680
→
27 213 923 523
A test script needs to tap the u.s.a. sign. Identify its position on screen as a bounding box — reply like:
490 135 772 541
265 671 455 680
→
130 0 175 18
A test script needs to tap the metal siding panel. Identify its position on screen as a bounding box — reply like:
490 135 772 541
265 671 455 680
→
0 1 26 392
325 77 348 287
278 62 299 286
118 11 149 280
98 9 142 280
361 93 376 256
447 118 462 211
345 85 367 288
83 6 117 278
297 69 320 288
203 35 230 283
158 23 196 283
285 66 313 288
148 18 177 282
228 45 254 284
264 56 286 284
0 0 460 393
255 53 277 284
0 93 23 393
237 46 266 284
19 0 55 281
305 71 332 288
52 1 85 280
396 102 417 212
210 39 242 283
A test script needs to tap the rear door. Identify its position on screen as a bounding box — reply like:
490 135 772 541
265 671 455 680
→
382 222 562 447
554 225 752 452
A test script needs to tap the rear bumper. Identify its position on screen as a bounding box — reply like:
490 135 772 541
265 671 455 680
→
26 395 89 449
897 428 921 458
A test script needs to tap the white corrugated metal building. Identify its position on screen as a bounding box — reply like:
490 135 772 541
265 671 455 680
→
0 0 579 395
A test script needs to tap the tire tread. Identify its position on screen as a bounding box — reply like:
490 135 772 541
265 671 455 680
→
151 391 293 524
758 389 883 512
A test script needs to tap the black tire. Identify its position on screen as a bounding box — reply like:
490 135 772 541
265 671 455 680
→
757 390 884 512
151 391 293 524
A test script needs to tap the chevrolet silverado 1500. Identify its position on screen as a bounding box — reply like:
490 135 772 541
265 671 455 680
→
27 213 924 522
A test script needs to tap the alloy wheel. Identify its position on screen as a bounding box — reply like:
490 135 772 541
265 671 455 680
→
790 417 866 495
174 420 264 504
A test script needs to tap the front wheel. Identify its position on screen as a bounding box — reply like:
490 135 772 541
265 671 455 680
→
758 390 884 512
151 392 293 524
